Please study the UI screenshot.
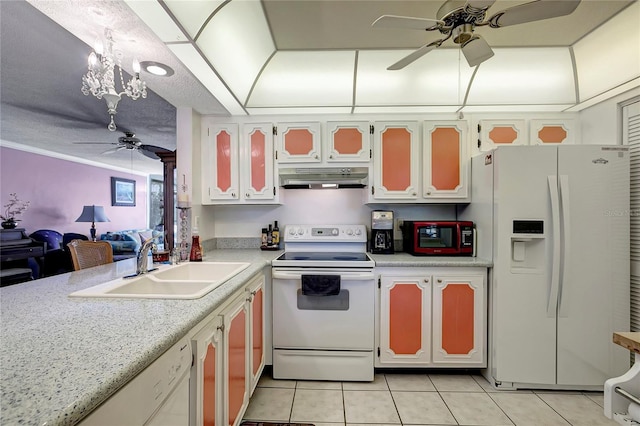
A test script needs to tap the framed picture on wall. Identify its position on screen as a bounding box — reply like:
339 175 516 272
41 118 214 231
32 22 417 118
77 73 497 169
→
111 177 136 206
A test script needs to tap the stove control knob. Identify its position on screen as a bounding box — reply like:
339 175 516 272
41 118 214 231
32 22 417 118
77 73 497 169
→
288 228 296 235
355 228 362 236
346 229 353 235
297 228 305 235
332 228 339 236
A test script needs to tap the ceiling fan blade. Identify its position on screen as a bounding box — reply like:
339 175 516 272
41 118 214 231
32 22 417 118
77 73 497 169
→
140 144 172 154
488 0 581 28
102 146 127 155
73 142 117 145
388 39 444 70
461 35 495 67
372 15 443 31
138 148 161 160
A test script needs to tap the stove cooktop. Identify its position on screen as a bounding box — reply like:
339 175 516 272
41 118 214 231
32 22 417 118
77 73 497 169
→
276 251 371 262
272 251 375 268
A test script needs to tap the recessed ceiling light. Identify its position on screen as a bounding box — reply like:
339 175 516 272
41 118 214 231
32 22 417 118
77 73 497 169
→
139 61 174 77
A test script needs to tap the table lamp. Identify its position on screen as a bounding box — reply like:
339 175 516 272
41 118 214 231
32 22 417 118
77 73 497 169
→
75 205 110 241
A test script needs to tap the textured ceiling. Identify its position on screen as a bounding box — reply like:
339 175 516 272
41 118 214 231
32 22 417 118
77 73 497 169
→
0 0 636 175
262 0 632 49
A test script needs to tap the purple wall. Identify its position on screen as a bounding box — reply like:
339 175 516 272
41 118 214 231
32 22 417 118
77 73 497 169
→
0 146 148 237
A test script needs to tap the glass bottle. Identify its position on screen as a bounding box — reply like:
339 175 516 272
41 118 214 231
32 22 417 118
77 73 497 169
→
189 230 202 262
261 228 268 248
272 221 280 248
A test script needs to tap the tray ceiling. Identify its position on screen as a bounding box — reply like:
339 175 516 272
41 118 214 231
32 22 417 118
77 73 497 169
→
1 0 638 174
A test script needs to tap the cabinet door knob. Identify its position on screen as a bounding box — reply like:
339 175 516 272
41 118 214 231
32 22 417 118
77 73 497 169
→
246 193 250 197
437 279 442 283
217 324 225 332
412 192 417 196
251 290 257 296
426 191 432 196
231 192 236 197
424 279 429 283
329 155 334 159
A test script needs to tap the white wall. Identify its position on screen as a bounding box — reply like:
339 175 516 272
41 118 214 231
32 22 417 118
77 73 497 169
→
205 189 457 241
579 87 640 145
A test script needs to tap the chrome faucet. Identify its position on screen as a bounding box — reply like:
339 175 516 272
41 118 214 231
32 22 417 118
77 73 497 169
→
136 239 157 276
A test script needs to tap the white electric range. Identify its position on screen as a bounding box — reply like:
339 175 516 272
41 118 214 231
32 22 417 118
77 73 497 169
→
271 224 375 381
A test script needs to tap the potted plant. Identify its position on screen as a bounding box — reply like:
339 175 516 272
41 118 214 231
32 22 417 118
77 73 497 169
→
1 193 30 229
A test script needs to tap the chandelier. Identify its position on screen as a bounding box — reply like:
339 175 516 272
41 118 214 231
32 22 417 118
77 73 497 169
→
81 29 147 131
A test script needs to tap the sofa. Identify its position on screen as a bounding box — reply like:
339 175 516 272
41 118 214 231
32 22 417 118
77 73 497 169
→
100 229 164 260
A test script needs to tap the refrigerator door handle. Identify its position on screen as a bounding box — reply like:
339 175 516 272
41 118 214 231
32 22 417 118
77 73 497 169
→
547 176 561 317
558 175 570 317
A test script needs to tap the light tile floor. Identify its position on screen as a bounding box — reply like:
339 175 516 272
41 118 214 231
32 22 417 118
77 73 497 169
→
243 371 616 426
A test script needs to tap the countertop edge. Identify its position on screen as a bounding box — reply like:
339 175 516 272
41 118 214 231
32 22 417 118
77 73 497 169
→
613 332 640 354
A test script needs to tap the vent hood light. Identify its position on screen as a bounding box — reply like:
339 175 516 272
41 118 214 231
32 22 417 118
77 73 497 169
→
279 167 368 189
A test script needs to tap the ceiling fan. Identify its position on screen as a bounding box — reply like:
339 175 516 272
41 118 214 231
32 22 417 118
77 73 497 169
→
372 0 581 70
74 131 172 160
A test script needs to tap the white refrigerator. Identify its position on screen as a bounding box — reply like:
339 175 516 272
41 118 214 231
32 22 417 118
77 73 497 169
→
462 145 630 389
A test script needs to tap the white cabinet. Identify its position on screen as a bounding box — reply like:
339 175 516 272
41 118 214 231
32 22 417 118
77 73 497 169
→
191 316 223 426
326 121 371 162
246 274 265 393
478 119 526 151
370 121 420 200
275 122 321 163
422 121 470 200
369 121 470 203
204 124 240 201
530 119 576 145
221 273 265 426
242 123 276 201
379 275 431 364
377 268 486 368
431 274 484 365
202 123 279 204
188 272 265 426
222 290 249 426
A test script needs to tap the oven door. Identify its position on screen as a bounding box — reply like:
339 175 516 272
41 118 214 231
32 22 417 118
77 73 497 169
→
272 268 375 351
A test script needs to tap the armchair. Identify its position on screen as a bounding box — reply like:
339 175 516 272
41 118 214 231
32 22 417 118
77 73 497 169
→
29 229 68 276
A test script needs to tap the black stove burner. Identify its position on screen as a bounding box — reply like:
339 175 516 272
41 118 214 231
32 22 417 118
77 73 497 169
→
277 251 370 262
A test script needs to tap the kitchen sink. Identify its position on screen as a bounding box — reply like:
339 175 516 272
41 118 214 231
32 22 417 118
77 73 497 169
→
69 262 251 299
152 262 250 281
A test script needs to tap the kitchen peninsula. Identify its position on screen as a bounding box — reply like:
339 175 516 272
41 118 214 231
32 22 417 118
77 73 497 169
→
0 249 280 426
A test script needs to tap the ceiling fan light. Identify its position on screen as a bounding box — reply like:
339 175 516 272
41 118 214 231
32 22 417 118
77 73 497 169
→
453 23 474 44
461 35 495 67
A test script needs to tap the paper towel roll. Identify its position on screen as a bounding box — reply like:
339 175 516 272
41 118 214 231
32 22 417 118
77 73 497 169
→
629 401 640 422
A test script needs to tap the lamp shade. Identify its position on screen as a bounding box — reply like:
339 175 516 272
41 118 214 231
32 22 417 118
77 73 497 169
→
75 205 110 241
76 205 110 223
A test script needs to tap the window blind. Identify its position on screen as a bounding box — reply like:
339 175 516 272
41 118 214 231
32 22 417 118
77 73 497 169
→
625 99 640 333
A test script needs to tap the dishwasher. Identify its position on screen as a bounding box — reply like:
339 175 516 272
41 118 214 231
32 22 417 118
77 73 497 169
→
79 337 192 426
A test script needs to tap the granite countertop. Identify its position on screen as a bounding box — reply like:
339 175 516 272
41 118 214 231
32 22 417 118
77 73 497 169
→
0 249 281 426
370 252 493 267
1 248 490 425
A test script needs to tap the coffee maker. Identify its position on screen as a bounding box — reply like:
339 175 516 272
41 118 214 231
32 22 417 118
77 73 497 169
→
371 210 394 254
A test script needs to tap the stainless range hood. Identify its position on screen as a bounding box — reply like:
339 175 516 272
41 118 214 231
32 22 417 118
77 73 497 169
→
279 167 368 189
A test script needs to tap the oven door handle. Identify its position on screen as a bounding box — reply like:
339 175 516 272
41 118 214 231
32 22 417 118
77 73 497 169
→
272 271 375 281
